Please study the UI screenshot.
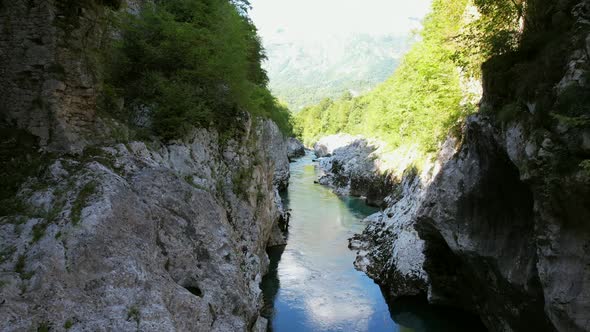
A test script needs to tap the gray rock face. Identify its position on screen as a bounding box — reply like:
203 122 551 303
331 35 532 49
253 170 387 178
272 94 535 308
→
350 137 458 299
313 135 392 207
0 120 289 331
0 0 128 152
415 116 553 330
0 2 291 330
353 1 590 330
421 4 590 329
262 121 290 192
313 134 358 158
412 112 589 331
355 113 589 331
287 138 305 160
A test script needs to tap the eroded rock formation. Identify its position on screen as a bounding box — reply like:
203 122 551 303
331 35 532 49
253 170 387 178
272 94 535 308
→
0 120 290 331
350 1 590 331
0 0 131 152
313 134 394 207
286 137 305 160
0 1 290 331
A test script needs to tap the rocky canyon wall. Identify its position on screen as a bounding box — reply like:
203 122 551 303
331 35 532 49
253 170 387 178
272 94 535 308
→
345 1 590 331
0 0 132 151
0 1 291 331
0 119 290 331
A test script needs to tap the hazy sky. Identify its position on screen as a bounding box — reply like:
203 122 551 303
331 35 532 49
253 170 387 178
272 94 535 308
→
250 0 433 41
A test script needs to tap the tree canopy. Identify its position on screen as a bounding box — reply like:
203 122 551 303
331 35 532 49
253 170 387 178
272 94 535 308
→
294 0 524 160
104 0 292 140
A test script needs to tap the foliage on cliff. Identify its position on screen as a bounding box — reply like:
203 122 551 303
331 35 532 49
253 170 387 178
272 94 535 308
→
104 0 292 139
481 0 590 180
294 0 523 156
294 0 471 152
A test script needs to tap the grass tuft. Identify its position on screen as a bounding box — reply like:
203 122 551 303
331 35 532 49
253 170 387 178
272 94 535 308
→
71 181 98 225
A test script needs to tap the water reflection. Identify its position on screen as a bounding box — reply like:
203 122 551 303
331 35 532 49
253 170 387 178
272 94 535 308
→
261 153 394 331
261 152 485 332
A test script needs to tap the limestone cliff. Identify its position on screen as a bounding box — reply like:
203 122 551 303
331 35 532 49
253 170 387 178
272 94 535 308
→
349 1 590 331
286 138 305 161
313 134 395 207
0 119 289 331
0 0 291 331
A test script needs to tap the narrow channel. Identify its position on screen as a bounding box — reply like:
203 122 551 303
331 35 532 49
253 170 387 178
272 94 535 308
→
261 152 486 332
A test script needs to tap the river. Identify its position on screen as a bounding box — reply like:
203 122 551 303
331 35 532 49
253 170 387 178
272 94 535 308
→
261 152 485 332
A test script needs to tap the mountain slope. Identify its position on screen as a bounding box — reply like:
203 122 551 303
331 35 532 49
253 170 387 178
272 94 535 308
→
264 33 414 110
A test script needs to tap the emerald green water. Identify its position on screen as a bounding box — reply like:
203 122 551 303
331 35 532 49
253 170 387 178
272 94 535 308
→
261 153 485 332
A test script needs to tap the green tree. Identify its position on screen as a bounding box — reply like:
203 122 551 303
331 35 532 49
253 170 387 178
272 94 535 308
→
294 0 470 154
105 0 292 140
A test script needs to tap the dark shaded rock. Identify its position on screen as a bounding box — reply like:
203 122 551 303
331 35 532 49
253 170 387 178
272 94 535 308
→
0 0 129 152
415 116 554 330
287 137 305 160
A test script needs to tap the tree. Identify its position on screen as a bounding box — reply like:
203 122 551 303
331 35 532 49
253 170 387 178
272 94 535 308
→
105 0 292 139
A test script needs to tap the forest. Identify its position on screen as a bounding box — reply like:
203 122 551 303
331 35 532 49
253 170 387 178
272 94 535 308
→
103 0 293 140
294 0 524 162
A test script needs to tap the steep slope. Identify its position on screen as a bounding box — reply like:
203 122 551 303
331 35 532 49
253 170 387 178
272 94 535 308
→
0 0 292 330
0 0 121 151
349 0 590 331
294 0 477 155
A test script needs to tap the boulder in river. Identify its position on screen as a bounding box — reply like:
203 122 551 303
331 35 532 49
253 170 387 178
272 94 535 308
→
287 137 306 160
313 134 393 207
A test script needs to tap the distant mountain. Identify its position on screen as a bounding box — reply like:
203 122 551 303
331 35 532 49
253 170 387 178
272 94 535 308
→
262 33 414 111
